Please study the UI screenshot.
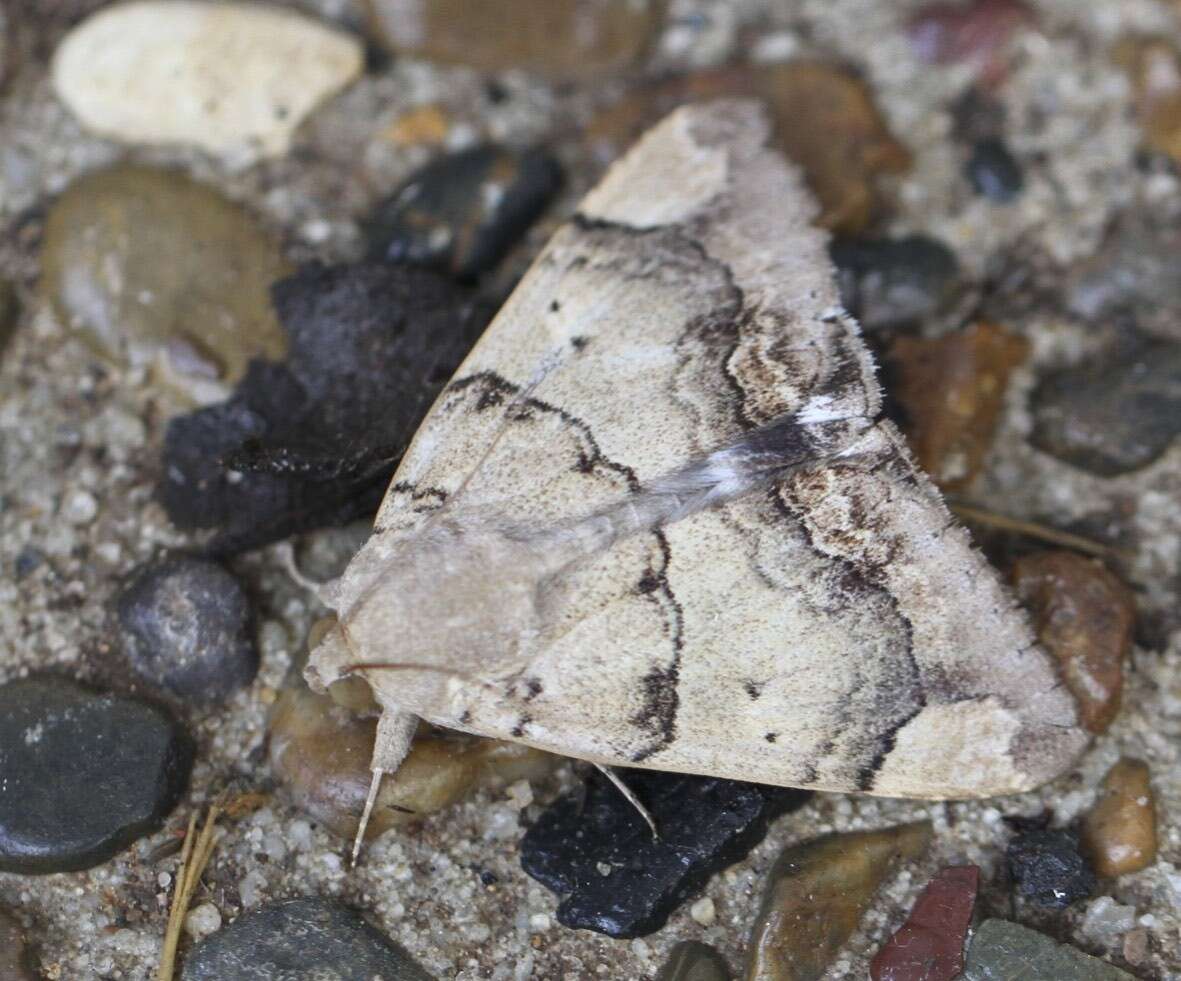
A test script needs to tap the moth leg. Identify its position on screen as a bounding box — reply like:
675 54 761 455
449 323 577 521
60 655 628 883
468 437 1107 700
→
593 763 659 840
352 709 418 867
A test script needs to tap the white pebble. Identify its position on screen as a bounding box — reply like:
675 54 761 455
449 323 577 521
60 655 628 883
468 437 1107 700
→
52 1 363 160
61 489 98 525
1081 896 1138 941
528 913 550 932
689 896 716 927
238 870 267 908
183 903 222 939
506 779 534 811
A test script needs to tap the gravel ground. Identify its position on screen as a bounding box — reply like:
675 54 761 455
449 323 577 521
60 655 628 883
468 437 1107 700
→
1 1 1180 978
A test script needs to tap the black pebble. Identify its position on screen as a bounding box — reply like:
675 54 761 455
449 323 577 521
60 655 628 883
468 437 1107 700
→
0 676 191 874
116 555 257 704
966 137 1024 203
520 770 809 938
181 898 435 981
1006 829 1096 909
829 235 960 332
367 145 562 280
157 262 487 555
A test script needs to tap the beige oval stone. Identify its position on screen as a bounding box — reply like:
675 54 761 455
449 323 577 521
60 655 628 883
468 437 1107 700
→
52 1 362 159
1082 758 1158 878
41 165 291 405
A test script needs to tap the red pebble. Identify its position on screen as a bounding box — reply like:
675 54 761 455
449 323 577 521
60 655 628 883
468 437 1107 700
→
870 865 980 981
908 0 1033 87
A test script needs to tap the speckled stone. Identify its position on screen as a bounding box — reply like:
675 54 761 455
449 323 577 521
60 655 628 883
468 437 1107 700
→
962 919 1134 980
521 770 809 938
180 897 435 980
115 554 258 704
0 676 191 873
0 907 36 981
1030 336 1181 476
745 822 934 981
830 235 960 331
965 137 1023 202
657 940 731 981
367 145 561 279
40 165 291 406
870 866 979 981
1081 758 1157 878
887 321 1028 489
1012 551 1134 734
52 1 362 159
1006 829 1095 909
364 0 665 82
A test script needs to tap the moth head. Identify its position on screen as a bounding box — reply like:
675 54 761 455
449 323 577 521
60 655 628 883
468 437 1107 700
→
304 511 556 708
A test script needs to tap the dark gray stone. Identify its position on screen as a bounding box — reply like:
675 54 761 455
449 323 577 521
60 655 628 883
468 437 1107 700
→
1006 829 1095 909
963 919 1134 980
830 235 960 331
657 941 731 981
1031 338 1181 476
116 555 257 703
366 145 561 280
520 770 809 938
181 898 435 980
0 676 191 874
966 137 1023 203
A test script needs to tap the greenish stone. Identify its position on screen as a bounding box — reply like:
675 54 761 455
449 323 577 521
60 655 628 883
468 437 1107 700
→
657 940 730 981
963 919 1135 980
41 165 291 404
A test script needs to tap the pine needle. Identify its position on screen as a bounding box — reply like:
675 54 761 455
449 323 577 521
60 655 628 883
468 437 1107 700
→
949 502 1118 559
157 804 223 981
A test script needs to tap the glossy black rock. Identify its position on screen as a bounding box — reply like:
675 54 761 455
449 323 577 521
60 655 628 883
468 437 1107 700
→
0 676 191 873
830 235 960 331
520 769 809 938
1006 829 1096 909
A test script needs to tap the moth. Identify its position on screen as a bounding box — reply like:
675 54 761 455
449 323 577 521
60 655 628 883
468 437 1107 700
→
306 100 1087 855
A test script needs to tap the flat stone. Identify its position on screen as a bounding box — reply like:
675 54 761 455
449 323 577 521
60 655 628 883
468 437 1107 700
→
0 676 191 873
965 137 1023 202
1012 551 1134 734
115 555 258 704
41 165 291 406
1080 896 1138 944
521 770 809 938
367 145 562 280
181 897 434 980
364 0 665 83
908 0 1034 87
870 865 979 981
269 674 556 840
1081 758 1158 877
887 321 1028 489
1006 829 1095 909
745 822 933 981
657 940 731 981
158 262 484 554
830 235 960 331
52 1 362 159
587 64 910 233
0 907 36 981
1030 336 1181 475
962 919 1135 980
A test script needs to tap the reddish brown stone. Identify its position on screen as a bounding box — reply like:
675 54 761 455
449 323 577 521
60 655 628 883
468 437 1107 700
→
908 0 1034 87
1114 37 1181 164
1081 758 1158 877
1012 551 1135 734
870 866 979 981
887 321 1029 490
587 63 910 234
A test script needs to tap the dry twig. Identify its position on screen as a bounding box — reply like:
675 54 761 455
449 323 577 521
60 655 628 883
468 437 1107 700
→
157 804 223 981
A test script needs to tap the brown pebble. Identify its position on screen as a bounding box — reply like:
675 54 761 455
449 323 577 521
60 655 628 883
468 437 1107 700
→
385 104 451 147
1012 551 1135 734
746 822 933 981
1082 758 1158 878
1115 37 1181 164
1122 928 1149 967
587 63 910 234
887 321 1028 490
364 0 665 82
0 907 36 980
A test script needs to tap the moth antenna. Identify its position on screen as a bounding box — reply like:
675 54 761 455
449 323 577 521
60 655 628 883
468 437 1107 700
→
593 764 659 841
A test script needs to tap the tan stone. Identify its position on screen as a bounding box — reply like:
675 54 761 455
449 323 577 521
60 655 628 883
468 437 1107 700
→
746 822 933 981
1115 37 1181 164
1082 758 1158 877
385 104 452 147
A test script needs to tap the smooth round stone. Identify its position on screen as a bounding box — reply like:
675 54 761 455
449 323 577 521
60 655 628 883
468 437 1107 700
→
52 1 362 159
181 898 434 980
41 165 291 405
115 555 258 704
0 676 191 874
658 941 731 981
